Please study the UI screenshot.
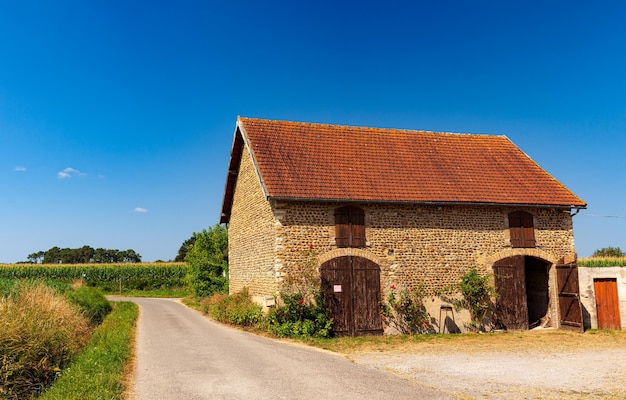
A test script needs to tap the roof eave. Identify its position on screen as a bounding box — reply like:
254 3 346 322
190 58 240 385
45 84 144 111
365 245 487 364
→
267 196 587 210
219 117 272 224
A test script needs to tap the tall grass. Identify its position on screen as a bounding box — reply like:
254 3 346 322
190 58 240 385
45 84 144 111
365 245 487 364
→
38 301 139 400
579 257 626 268
0 282 91 399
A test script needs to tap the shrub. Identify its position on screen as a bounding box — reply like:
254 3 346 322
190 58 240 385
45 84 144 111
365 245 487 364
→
266 291 333 338
66 286 112 325
185 225 229 297
450 268 496 332
0 282 91 399
203 288 262 326
380 286 432 334
592 246 625 258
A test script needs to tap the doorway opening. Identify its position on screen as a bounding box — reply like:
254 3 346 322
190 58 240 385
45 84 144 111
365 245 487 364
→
494 256 551 330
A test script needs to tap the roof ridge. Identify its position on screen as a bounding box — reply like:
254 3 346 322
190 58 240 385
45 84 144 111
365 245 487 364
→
238 116 506 138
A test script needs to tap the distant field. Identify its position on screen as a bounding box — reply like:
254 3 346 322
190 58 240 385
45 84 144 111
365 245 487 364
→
0 263 189 294
579 257 626 268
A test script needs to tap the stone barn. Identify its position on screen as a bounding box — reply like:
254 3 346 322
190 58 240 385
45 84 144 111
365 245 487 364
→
220 117 587 335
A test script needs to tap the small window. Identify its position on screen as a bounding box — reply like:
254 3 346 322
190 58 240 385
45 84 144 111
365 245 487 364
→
335 206 366 248
509 211 535 248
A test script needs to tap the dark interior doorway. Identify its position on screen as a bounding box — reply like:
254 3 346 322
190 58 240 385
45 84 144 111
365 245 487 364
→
494 256 550 330
525 257 550 328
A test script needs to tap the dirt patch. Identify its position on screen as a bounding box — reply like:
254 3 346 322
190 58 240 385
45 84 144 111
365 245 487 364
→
343 330 626 399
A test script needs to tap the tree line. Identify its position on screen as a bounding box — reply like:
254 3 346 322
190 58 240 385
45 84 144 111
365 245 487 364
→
26 246 141 264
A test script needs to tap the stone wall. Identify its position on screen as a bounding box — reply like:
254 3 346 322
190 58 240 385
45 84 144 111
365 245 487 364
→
272 201 576 331
273 201 575 295
228 145 279 298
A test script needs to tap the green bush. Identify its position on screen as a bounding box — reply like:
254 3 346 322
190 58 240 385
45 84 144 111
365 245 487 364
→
67 287 112 325
592 246 625 258
381 286 432 334
185 225 229 297
454 268 496 332
203 288 262 326
266 291 333 338
0 282 91 399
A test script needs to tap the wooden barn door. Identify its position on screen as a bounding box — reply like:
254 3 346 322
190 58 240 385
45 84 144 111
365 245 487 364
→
494 256 529 330
556 259 584 332
320 256 383 336
594 278 621 330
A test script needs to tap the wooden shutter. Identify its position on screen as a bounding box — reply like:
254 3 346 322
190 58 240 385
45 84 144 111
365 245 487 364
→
509 211 535 248
334 208 350 248
334 206 366 248
556 258 584 332
351 208 366 248
520 212 536 247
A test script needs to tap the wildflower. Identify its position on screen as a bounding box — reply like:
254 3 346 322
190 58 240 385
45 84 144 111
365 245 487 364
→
309 244 314 250
390 285 396 290
298 298 304 304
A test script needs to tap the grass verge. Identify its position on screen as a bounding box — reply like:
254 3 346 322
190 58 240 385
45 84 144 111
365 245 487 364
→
38 301 138 400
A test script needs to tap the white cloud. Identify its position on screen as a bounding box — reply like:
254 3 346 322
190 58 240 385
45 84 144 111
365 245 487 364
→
14 166 26 172
57 167 85 179
133 207 148 213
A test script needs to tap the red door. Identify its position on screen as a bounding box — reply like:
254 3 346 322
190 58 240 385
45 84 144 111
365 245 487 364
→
594 278 621 330
320 256 383 336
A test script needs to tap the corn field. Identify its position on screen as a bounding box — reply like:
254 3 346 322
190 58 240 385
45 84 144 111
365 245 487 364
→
579 257 626 268
0 263 189 291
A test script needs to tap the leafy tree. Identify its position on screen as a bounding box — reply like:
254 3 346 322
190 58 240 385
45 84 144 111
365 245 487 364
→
27 251 45 264
592 246 625 258
175 236 197 262
43 247 62 264
33 246 141 264
185 224 228 297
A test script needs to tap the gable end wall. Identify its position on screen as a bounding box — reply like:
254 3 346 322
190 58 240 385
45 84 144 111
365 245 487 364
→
227 145 279 297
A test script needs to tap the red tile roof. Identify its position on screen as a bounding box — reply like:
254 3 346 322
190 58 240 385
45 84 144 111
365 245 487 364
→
220 117 585 222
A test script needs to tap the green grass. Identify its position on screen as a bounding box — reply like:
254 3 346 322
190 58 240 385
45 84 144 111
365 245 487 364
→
38 301 139 400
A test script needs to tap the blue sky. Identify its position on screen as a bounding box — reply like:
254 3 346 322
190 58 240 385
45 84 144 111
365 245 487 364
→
1 1 625 263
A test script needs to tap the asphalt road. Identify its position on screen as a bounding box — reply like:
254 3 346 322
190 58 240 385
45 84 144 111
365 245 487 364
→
119 297 453 400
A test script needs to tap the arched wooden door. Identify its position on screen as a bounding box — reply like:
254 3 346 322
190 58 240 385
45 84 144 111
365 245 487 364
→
320 256 383 337
494 256 529 330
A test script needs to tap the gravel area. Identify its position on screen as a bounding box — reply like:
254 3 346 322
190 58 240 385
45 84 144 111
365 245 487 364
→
349 346 626 399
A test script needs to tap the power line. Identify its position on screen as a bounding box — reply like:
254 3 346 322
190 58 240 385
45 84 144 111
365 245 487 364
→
580 213 626 219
